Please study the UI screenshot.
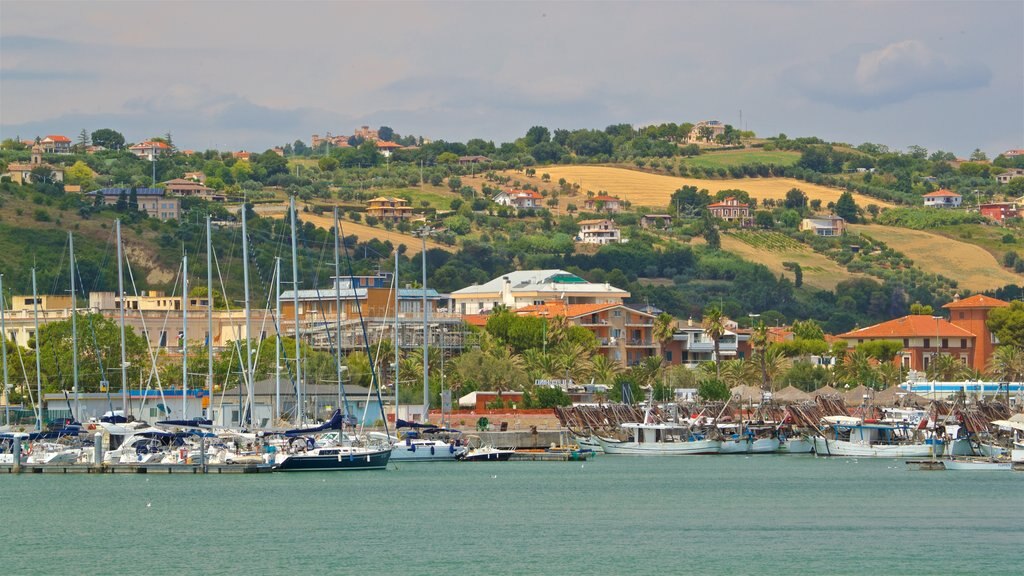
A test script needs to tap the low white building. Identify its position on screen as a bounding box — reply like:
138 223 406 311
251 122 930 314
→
577 219 623 244
451 269 629 315
922 189 962 208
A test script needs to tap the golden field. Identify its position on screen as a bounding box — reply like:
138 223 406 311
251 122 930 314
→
720 232 870 291
529 166 895 209
849 224 1021 292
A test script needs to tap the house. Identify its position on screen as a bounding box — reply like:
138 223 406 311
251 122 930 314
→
838 315 977 372
183 171 206 183
375 141 403 158
354 126 380 141
492 189 543 209
458 155 491 165
458 390 525 411
995 168 1024 184
640 214 673 229
1001 149 1024 159
577 219 623 245
687 120 725 143
943 294 1010 371
660 317 748 367
922 189 962 208
707 197 750 222
980 202 1019 223
366 197 413 222
451 269 628 315
311 133 351 149
515 302 659 367
583 195 622 213
129 141 171 161
88 188 180 220
162 178 225 201
232 151 251 161
40 135 72 154
2 145 65 184
800 215 846 236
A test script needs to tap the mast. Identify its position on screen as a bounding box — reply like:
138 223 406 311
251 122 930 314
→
116 220 128 415
394 249 400 422
274 257 281 423
206 215 214 420
69 232 79 421
333 208 343 414
31 268 42 431
241 203 254 426
1 274 8 427
181 252 188 419
421 230 429 421
289 196 303 425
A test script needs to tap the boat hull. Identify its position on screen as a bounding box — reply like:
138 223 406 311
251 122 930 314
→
719 439 751 454
390 442 467 462
750 437 781 454
779 437 814 454
274 448 391 471
459 448 514 461
813 437 939 458
943 459 1011 471
596 437 721 455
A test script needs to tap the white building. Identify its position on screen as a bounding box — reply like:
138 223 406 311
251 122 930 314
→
577 219 623 244
922 189 962 208
451 270 629 315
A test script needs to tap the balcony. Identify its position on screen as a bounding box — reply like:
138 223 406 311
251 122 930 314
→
626 339 656 347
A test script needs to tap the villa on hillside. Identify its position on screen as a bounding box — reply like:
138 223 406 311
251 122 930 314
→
640 214 673 229
366 196 413 222
996 168 1024 184
40 135 72 154
577 219 623 245
800 215 846 236
980 202 1019 223
707 197 750 223
922 189 962 208
129 141 171 161
88 188 180 220
2 145 65 184
451 269 628 315
514 302 659 367
493 189 543 209
583 195 622 213
162 178 226 202
687 120 725 142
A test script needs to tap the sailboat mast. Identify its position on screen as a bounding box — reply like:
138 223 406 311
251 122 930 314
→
241 203 254 426
69 232 79 421
206 215 214 420
421 232 429 421
289 196 303 425
182 253 188 419
333 208 343 414
116 220 128 416
31 268 42 431
394 249 399 422
274 257 281 423
1 274 8 427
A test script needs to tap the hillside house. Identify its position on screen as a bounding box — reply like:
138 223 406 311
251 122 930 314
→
515 302 659 367
707 197 750 222
1001 149 1024 159
577 219 623 245
980 202 1019 223
366 196 413 222
88 188 180 220
2 145 65 184
640 214 673 229
839 315 976 372
451 269 628 315
493 189 543 209
375 141 402 158
162 178 225 201
687 120 725 143
129 141 171 161
922 189 962 208
583 195 622 213
40 135 72 154
458 155 491 165
996 169 1024 184
660 318 748 367
800 215 846 236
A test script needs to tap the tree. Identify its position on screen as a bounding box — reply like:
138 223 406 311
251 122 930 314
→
29 313 148 394
783 188 808 210
378 126 394 142
115 189 128 212
90 128 125 150
856 340 903 363
791 319 824 341
834 191 859 223
969 148 988 162
128 188 139 213
909 302 934 315
754 211 774 229
437 152 459 165
524 126 551 147
653 313 676 359
701 305 726 379
988 345 1024 381
77 129 90 151
926 353 969 381
65 161 95 188
697 378 729 401
751 321 769 389
986 301 1024 348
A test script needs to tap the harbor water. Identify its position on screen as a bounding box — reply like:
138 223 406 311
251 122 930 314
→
1 455 1021 575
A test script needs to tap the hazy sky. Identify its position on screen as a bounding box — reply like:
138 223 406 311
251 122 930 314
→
2 1 1021 156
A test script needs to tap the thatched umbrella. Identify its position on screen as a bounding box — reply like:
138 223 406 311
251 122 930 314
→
843 384 873 407
809 385 840 398
774 385 811 404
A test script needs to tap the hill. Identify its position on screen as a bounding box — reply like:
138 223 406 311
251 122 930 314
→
720 231 870 291
523 165 895 209
848 224 1021 292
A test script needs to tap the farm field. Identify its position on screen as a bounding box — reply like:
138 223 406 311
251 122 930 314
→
525 166 895 209
722 230 868 291
849 224 1021 292
678 149 800 170
255 204 454 255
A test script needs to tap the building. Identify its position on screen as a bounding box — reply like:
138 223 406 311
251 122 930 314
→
311 133 351 149
687 120 725 143
942 294 1009 372
183 171 206 183
577 219 623 245
996 168 1024 184
922 189 962 208
640 214 672 229
40 135 72 154
458 155 491 165
980 202 1019 223
661 321 746 367
88 188 181 220
451 270 629 315
129 141 171 161
515 302 659 366
458 390 525 411
492 189 543 209
162 178 225 201
1001 149 1024 159
583 195 622 213
838 315 977 372
366 197 413 222
707 197 750 222
42 390 208 423
232 151 252 161
375 141 403 158
354 126 380 141
2 145 65 184
800 215 846 236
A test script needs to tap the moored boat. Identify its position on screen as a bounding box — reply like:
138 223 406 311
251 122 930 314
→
596 422 720 455
812 416 942 458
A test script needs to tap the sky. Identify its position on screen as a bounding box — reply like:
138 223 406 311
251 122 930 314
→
1 1 1021 156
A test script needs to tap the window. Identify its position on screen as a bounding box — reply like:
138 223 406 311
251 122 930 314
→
923 338 930 349
960 339 967 349
941 338 948 349
159 331 167 348
903 338 909 347
958 312 964 320
664 350 673 362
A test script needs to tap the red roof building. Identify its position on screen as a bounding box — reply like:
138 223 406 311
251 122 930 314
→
515 302 658 367
839 315 976 372
944 294 1010 371
980 202 1019 223
707 197 750 222
41 134 72 154
583 195 623 213
922 189 962 208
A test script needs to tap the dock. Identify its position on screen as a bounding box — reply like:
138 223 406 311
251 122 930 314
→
905 460 946 470
1 463 273 474
510 450 589 462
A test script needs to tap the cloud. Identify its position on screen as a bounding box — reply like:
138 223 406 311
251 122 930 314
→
785 40 991 109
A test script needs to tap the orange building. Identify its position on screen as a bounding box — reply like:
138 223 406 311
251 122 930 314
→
366 197 413 222
839 315 976 371
944 294 1010 371
515 302 658 367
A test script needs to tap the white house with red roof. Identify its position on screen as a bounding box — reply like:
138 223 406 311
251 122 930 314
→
922 189 962 208
493 189 544 209
1001 149 1024 159
708 197 751 222
129 141 171 161
375 141 403 158
40 135 72 154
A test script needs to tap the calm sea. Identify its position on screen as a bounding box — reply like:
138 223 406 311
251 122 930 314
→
1 455 1021 575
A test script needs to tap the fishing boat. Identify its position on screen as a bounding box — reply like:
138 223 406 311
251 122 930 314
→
596 421 720 455
778 434 815 454
812 416 942 458
942 458 1012 471
991 419 1024 464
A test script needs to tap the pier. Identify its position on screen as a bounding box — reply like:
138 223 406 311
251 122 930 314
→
1 463 273 474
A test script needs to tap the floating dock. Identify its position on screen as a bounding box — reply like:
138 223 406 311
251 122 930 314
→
1 463 273 474
510 450 589 462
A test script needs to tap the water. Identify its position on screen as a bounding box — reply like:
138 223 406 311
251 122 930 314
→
2 455 1021 575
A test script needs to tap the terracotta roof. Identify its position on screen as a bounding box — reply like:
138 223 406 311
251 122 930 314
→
839 315 975 339
591 195 619 202
577 219 614 226
44 135 71 142
131 141 170 149
922 189 960 198
708 197 749 208
462 314 490 327
942 294 1010 310
516 302 626 319
375 141 402 148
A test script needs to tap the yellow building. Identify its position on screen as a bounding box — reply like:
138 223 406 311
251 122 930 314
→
366 197 413 222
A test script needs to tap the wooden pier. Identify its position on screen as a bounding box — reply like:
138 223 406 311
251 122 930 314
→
510 450 589 462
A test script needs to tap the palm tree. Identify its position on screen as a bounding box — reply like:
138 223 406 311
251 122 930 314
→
653 312 676 359
875 362 902 389
988 345 1024 381
554 341 594 384
757 347 791 391
588 354 622 385
926 353 969 381
751 321 769 390
701 305 726 379
720 359 749 388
